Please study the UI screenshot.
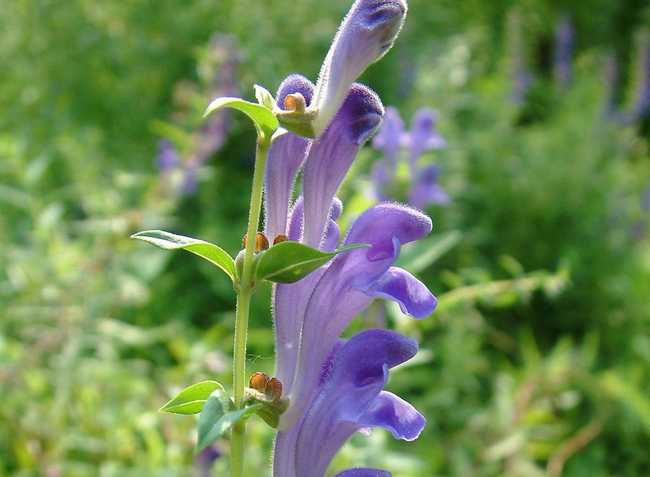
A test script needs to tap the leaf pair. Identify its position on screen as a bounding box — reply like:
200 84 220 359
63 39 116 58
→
131 230 366 285
160 380 263 452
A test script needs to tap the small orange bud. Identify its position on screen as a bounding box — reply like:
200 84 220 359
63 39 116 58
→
266 377 283 401
255 232 269 252
273 234 289 245
242 233 248 249
249 372 270 392
283 93 306 113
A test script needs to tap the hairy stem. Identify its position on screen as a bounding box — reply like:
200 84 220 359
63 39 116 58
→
231 139 269 477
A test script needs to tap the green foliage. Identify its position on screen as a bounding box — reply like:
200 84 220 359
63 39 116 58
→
160 380 225 415
197 393 262 452
1 0 649 476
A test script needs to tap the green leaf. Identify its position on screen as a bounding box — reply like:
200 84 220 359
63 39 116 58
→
131 230 236 282
160 381 224 415
196 394 263 452
254 84 275 110
255 241 368 284
204 96 278 139
396 230 461 274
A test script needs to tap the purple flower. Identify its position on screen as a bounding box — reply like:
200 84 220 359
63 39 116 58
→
408 164 450 209
642 186 650 211
275 329 426 477
631 31 650 121
264 75 315 240
403 108 446 170
298 0 407 136
156 140 180 172
302 84 384 247
553 16 574 89
507 10 533 104
371 107 449 209
371 107 405 198
603 53 620 119
267 65 435 473
195 445 221 477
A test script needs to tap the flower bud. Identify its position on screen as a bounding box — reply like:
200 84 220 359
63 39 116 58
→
273 234 289 245
310 0 407 136
265 377 283 401
250 372 270 392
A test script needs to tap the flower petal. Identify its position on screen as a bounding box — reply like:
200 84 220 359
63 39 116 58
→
264 75 315 240
334 469 392 477
361 266 437 318
302 84 383 247
283 205 431 427
293 329 418 477
358 391 425 441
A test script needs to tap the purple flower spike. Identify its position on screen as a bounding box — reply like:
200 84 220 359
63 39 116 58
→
275 329 425 477
311 0 407 135
302 84 384 247
265 75 315 240
553 16 574 89
335 469 392 477
404 108 446 166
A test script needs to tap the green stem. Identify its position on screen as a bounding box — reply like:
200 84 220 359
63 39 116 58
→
231 138 269 477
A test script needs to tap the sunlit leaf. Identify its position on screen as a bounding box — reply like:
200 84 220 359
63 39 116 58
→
254 84 275 110
204 96 278 139
160 381 224 415
255 241 367 284
131 230 236 282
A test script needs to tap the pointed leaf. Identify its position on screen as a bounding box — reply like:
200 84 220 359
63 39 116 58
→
255 241 368 284
160 381 225 415
254 84 275 110
196 394 263 452
131 230 236 282
204 96 278 139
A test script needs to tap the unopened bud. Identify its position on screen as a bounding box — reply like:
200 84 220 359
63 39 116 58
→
273 234 289 245
283 93 307 113
266 377 283 401
242 232 270 252
249 372 270 392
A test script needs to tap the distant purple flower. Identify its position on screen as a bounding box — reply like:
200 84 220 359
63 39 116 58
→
156 140 180 172
408 164 450 209
630 31 650 121
371 107 449 209
553 16 574 89
603 54 620 119
403 108 446 171
508 10 532 104
195 445 221 477
642 186 650 211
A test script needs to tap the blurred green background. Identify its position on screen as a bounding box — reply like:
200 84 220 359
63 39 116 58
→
1 0 650 476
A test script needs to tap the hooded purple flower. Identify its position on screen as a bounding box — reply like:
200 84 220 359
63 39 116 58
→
267 70 435 475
